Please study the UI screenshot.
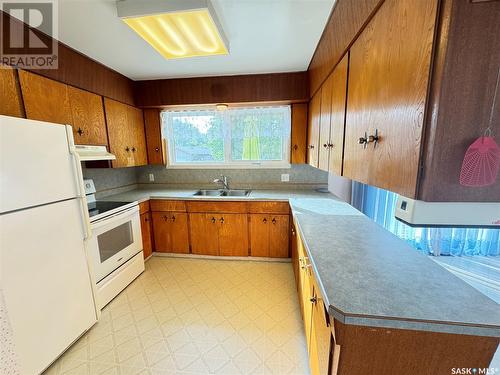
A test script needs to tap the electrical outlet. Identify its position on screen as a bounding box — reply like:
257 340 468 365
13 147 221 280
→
281 173 290 182
149 173 155 182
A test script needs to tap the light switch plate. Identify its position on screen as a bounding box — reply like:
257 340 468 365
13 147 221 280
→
281 174 290 182
149 173 155 182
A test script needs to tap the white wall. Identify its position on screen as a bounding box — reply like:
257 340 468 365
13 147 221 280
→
328 173 352 203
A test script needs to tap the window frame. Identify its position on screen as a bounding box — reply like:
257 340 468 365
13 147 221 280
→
161 105 292 169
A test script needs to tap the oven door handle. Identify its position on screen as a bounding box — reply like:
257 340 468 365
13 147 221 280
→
90 206 140 229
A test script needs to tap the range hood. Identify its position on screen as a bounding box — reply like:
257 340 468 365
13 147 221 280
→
75 145 116 161
395 196 500 228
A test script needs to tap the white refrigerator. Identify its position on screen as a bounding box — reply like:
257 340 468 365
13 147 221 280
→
0 115 97 374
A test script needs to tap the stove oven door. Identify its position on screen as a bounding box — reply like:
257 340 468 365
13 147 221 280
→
86 205 142 283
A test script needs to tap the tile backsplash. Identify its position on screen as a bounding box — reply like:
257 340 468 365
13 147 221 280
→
135 164 328 189
83 164 328 196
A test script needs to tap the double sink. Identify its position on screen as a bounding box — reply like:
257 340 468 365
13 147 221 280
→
193 189 251 197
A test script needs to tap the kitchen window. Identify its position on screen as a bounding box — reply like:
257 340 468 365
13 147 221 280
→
161 105 291 168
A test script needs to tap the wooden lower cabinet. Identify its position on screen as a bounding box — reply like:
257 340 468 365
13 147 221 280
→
190 213 248 256
189 213 219 255
152 212 189 254
140 212 153 259
250 214 289 258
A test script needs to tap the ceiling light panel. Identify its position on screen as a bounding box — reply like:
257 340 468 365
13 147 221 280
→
117 0 228 59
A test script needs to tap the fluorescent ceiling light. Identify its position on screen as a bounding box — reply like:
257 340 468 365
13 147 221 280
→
117 0 228 59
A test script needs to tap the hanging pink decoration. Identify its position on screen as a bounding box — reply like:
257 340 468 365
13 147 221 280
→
460 67 500 187
459 135 500 187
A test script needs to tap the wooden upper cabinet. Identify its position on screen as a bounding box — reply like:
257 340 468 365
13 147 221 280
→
104 97 147 168
129 106 148 166
19 70 72 125
68 86 108 145
343 0 438 198
318 74 334 172
328 55 349 176
144 108 165 165
291 103 308 164
0 67 23 118
307 91 321 168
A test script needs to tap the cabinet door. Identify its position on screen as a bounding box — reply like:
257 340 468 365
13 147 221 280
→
291 103 308 164
219 214 248 256
152 212 189 254
250 214 269 257
169 213 190 254
291 223 299 287
68 86 108 146
318 74 333 172
301 257 314 352
343 0 438 197
0 67 23 117
19 70 72 125
129 106 148 166
328 54 349 176
104 98 134 168
140 212 153 259
189 213 219 255
144 108 164 165
307 91 321 168
309 281 331 375
269 215 289 258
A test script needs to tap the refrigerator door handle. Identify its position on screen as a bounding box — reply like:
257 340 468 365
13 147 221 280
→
66 125 92 240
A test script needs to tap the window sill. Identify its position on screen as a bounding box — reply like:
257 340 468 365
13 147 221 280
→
164 163 292 170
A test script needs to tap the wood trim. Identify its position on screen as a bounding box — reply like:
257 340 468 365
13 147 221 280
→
133 72 309 107
1 11 135 105
186 201 248 214
247 201 290 214
307 0 383 97
150 200 187 212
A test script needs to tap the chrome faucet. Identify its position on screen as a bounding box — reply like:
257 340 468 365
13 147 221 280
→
213 175 229 190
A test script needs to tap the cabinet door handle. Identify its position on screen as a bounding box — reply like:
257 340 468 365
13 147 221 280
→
132 147 136 152
293 144 298 150
220 217 224 224
125 146 130 152
367 129 379 148
76 127 84 136
171 215 176 222
309 145 315 149
162 215 168 221
358 132 368 149
272 218 276 224
263 218 267 223
328 143 334 148
310 296 317 304
155 147 160 152
211 217 216 223
323 143 329 148
291 226 295 235
144 217 149 222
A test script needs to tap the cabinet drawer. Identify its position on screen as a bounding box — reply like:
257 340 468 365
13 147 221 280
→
139 200 150 215
186 201 248 213
150 199 187 212
248 201 289 214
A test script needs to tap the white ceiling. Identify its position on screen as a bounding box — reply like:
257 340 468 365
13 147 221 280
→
57 0 335 81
